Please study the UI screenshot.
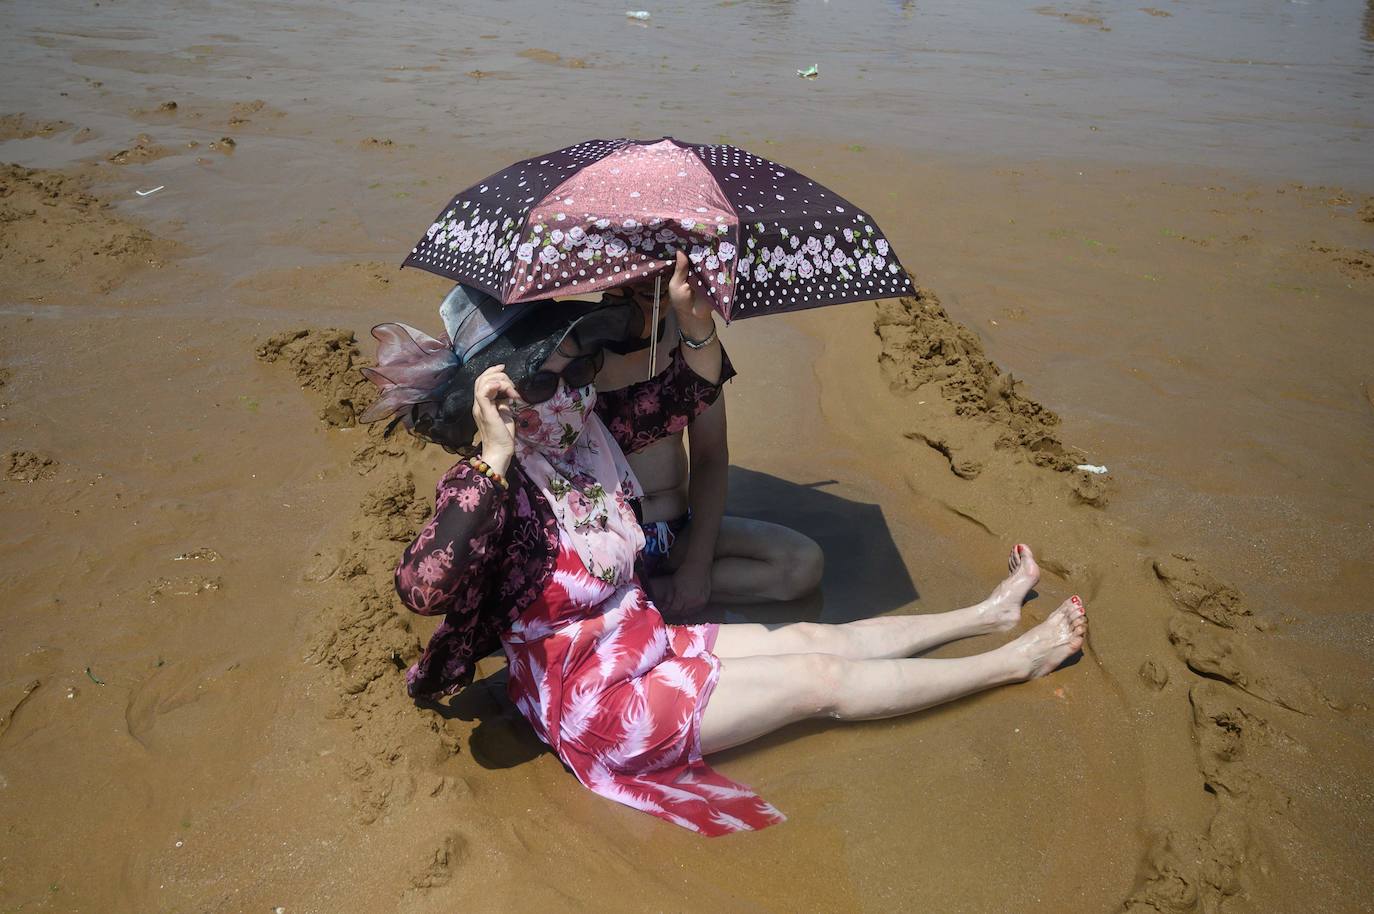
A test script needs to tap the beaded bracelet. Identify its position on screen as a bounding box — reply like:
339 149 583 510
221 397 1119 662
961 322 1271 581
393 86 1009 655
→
467 456 509 490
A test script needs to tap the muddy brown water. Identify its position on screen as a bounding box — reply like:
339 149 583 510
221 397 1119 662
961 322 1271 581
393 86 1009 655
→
2 1 1372 912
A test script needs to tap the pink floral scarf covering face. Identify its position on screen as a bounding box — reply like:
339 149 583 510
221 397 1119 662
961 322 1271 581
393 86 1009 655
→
512 382 646 585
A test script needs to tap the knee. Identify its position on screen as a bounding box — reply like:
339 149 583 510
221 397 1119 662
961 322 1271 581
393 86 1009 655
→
794 652 851 719
772 536 824 601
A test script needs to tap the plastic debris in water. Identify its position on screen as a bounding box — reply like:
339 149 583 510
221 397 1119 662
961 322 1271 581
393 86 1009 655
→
1076 464 1109 475
625 10 650 19
796 64 820 79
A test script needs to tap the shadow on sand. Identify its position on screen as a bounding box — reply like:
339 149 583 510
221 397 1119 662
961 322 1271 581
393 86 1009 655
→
421 465 921 769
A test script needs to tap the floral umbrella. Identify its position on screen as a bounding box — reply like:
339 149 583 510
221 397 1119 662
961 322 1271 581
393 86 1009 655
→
402 137 914 321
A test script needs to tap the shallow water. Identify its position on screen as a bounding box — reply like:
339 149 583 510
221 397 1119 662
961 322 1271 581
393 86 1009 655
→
3 0 1373 184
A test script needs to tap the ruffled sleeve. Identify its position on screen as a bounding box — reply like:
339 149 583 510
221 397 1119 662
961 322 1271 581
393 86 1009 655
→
395 460 508 616
595 345 737 455
396 460 513 699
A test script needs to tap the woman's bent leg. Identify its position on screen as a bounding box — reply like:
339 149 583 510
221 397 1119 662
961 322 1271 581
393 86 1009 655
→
700 597 1085 755
697 516 825 603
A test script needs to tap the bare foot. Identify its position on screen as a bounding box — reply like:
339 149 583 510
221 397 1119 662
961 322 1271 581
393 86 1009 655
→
975 544 1041 632
1006 596 1087 679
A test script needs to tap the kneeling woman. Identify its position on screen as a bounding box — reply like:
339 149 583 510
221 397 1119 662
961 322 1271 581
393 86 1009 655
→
362 256 1087 836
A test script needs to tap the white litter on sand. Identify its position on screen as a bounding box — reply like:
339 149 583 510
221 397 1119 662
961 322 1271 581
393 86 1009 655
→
1076 464 1109 475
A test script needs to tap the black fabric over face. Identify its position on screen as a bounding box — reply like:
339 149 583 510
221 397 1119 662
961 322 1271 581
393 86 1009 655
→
415 299 639 453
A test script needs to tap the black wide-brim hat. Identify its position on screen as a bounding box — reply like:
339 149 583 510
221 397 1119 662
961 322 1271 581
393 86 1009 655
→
360 285 641 453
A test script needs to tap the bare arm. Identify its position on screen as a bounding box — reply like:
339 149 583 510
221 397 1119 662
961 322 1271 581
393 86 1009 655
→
662 396 728 617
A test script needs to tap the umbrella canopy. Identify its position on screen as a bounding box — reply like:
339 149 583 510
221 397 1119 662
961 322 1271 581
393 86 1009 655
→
403 137 914 321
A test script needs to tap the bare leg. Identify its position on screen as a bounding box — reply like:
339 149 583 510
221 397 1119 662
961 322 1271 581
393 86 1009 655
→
712 544 1041 660
700 595 1086 754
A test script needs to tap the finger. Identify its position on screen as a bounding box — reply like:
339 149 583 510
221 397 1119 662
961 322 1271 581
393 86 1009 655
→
669 252 691 291
477 373 519 403
475 391 505 427
493 374 519 401
475 363 507 382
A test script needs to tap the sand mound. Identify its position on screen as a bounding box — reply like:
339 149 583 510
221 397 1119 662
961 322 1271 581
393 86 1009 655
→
106 133 175 165
1310 241 1374 281
518 48 590 68
1153 553 1252 629
255 327 378 427
258 328 459 826
4 449 57 481
303 469 457 825
875 287 1110 504
876 288 1081 468
1155 552 1331 714
0 163 169 294
0 114 73 140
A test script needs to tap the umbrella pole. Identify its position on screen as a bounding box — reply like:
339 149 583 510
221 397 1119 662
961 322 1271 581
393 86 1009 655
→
649 274 661 381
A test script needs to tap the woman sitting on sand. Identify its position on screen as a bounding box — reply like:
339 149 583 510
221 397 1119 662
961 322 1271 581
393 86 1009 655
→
361 254 1087 835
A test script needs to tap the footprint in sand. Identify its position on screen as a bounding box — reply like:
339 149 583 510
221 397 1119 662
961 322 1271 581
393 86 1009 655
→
1152 553 1251 628
1188 681 1292 811
1167 613 1323 715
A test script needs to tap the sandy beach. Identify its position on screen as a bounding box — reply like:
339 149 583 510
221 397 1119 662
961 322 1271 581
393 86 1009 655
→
2 1 1372 911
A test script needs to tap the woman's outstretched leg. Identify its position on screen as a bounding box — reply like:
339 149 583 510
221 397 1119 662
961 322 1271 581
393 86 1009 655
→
711 544 1041 661
700 595 1086 755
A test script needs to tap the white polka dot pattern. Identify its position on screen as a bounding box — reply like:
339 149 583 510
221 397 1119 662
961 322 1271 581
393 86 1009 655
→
403 139 627 298
402 138 914 321
680 141 914 318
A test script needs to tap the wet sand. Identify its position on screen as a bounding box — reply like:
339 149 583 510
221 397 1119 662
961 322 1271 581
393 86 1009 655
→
3 1 1373 912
